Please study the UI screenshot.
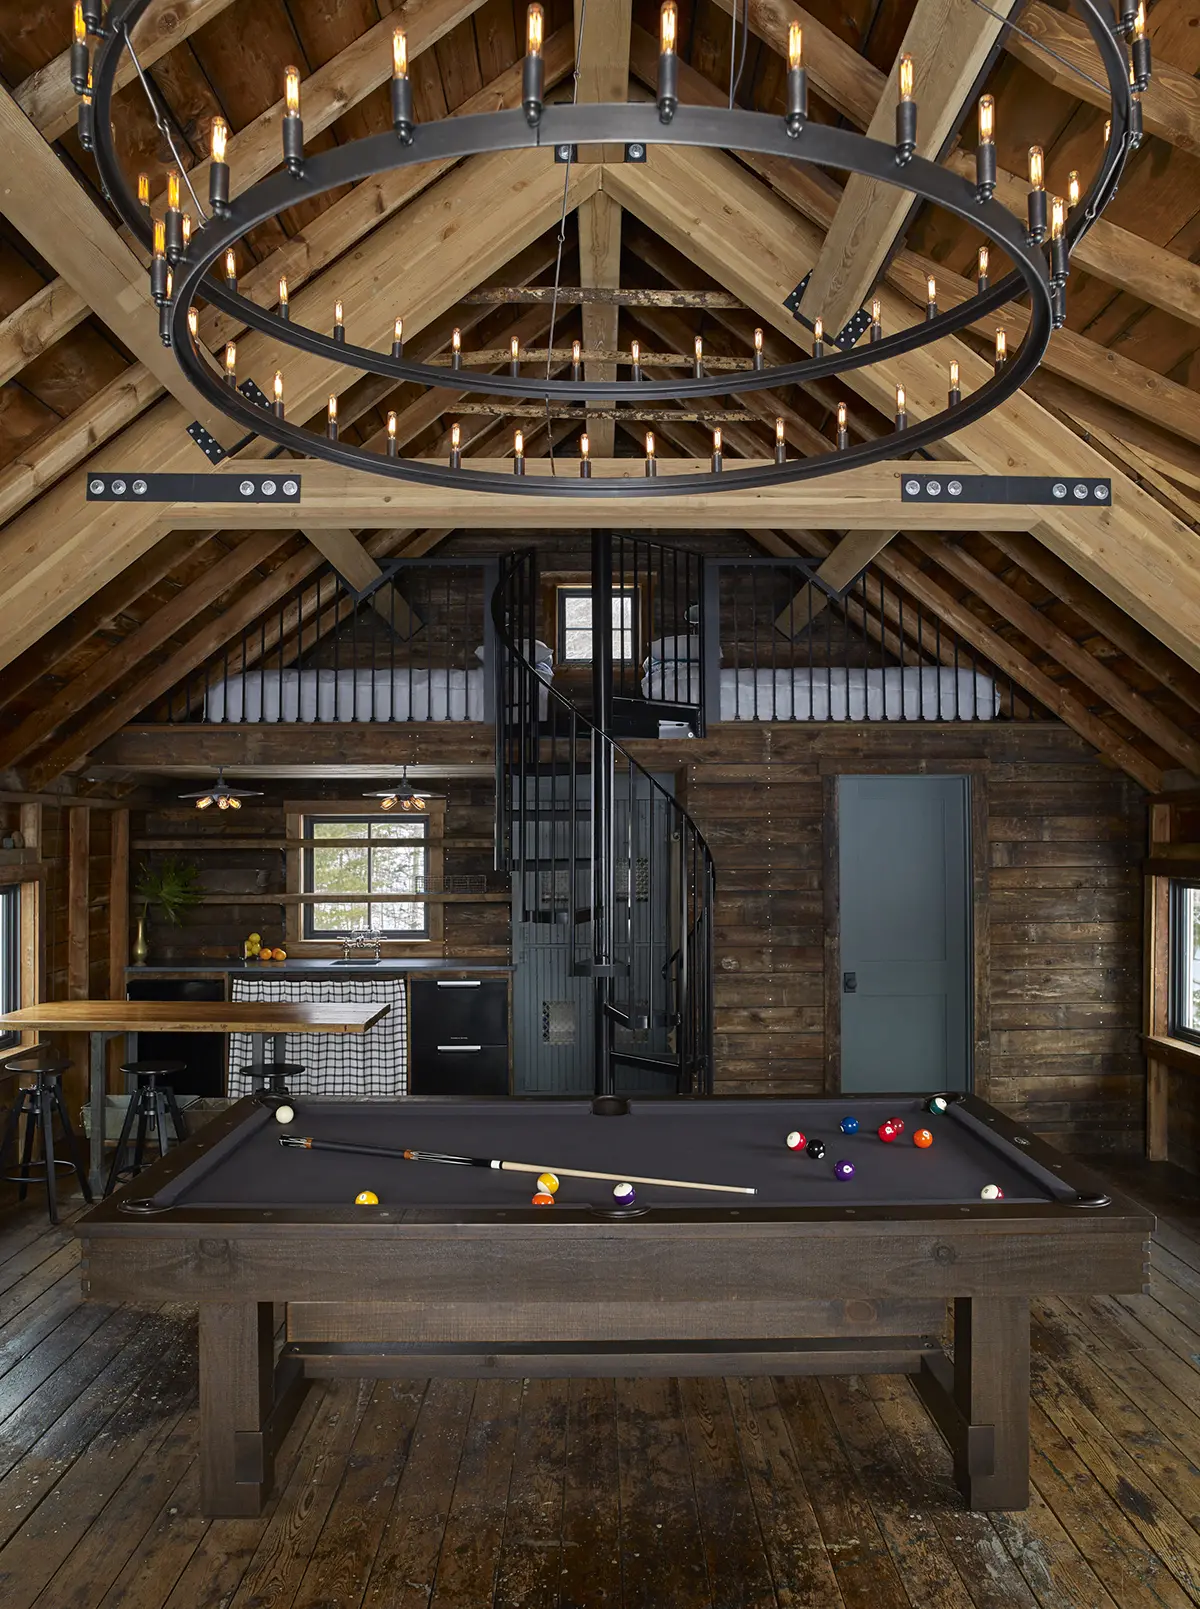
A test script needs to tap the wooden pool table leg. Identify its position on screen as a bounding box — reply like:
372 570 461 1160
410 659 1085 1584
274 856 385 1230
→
915 1295 1030 1511
199 1302 310 1517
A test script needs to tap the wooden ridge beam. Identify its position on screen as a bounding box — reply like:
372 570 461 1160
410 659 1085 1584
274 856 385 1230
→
601 143 1200 673
0 85 238 440
14 0 237 144
0 277 89 389
1005 1 1200 159
798 0 1018 334
0 33 575 537
905 533 1200 774
0 149 601 673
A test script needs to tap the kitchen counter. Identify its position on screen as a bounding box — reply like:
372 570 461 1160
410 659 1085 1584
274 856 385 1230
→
127 960 512 976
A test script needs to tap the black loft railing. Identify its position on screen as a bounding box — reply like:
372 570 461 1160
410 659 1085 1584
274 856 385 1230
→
636 558 1038 726
494 546 715 1098
154 559 497 723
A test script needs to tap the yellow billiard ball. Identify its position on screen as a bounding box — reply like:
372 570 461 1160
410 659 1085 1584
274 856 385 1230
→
536 1172 560 1194
354 1190 380 1205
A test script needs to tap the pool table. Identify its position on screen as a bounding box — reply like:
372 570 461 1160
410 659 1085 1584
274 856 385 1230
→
76 1093 1152 1517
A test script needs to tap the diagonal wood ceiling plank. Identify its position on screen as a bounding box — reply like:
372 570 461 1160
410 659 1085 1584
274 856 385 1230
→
0 278 89 389
774 532 900 636
797 0 1019 334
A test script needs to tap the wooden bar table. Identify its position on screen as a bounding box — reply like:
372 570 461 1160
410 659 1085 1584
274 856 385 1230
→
0 1000 390 1192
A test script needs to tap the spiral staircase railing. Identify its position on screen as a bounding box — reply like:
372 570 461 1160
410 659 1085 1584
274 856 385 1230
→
492 544 715 1097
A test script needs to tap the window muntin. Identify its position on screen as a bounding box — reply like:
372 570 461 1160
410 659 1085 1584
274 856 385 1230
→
556 586 637 663
1169 880 1200 1043
302 816 429 938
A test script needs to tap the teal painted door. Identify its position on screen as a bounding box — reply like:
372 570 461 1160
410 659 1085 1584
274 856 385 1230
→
838 775 971 1094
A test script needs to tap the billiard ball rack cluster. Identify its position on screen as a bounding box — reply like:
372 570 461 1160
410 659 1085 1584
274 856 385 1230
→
785 1097 1009 1200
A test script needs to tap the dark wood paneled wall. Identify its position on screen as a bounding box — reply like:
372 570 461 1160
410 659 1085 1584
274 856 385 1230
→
130 781 508 963
666 724 1146 1156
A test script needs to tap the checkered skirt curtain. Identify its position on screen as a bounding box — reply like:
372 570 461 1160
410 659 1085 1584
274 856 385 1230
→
227 976 407 1097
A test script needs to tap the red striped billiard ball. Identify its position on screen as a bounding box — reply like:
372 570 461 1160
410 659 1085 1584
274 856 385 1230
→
786 1130 807 1151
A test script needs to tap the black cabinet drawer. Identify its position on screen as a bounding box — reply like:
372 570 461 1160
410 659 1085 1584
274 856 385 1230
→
409 979 508 1051
408 1045 509 1097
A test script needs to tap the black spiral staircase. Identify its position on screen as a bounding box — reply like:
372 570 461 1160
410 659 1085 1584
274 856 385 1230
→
492 538 716 1097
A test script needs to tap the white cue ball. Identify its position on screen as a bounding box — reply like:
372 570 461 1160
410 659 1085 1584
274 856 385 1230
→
274 1104 295 1124
980 1183 1003 1201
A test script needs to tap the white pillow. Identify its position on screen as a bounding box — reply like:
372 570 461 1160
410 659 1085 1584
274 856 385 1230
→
647 634 702 662
476 640 553 667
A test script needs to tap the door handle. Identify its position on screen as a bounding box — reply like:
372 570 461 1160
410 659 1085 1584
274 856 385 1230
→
843 972 857 993
435 980 482 988
436 1044 482 1052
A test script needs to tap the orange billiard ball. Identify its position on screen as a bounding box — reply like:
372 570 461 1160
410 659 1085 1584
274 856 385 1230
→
913 1128 933 1149
532 1192 555 1205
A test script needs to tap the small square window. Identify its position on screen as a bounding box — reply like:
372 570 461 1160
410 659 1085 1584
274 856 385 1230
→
556 586 637 663
303 815 429 939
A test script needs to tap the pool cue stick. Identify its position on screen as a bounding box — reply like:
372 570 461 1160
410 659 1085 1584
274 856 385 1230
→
279 1135 757 1195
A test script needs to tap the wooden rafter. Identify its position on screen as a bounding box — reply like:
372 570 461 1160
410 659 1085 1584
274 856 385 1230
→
0 31 575 534
601 145 1200 673
13 0 237 143
626 30 1200 444
774 532 900 636
0 151 601 674
0 277 88 389
0 86 238 441
1005 1 1200 159
797 0 1019 335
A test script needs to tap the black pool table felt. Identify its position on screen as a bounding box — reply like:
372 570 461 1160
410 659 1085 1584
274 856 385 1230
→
140 1097 1072 1211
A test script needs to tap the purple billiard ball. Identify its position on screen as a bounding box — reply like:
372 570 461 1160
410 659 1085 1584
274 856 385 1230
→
834 1159 855 1182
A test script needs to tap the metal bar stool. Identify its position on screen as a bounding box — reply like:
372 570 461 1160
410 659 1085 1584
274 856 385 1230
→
104 1060 190 1197
0 1048 93 1224
239 1062 304 1107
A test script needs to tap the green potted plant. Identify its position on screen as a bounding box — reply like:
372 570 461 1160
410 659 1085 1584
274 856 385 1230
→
132 857 203 963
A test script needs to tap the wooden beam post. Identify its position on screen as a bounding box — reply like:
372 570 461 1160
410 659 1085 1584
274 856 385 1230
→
1145 802 1172 1162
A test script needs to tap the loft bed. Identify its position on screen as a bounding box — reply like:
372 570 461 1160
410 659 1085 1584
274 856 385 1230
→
636 560 1019 726
163 559 553 726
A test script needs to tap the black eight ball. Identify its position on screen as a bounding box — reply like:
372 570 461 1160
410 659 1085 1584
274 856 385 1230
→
805 1139 826 1160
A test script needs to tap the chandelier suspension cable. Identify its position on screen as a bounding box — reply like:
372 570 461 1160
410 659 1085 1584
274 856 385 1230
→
77 0 1143 496
964 0 1112 97
728 0 751 109
120 23 208 220
543 0 588 476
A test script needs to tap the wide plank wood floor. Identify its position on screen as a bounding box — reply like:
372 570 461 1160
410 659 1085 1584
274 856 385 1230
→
0 1164 1197 1609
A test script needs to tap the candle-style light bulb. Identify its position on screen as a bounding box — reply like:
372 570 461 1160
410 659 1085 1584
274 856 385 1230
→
1050 196 1069 284
527 2 544 54
447 418 460 467
1051 196 1065 240
581 433 589 457
713 428 722 453
523 3 545 123
511 336 520 358
785 22 807 132
393 27 408 77
836 400 848 450
283 65 304 174
579 433 591 476
1027 145 1047 243
452 327 462 369
167 171 180 211
896 53 916 162
387 410 398 456
137 172 150 208
285 66 301 115
513 428 525 475
211 116 228 164
224 249 237 286
895 383 907 429
658 0 679 121
572 338 581 363
153 218 165 256
925 276 937 318
812 316 824 356
870 297 882 342
948 359 961 407
645 431 657 476
631 338 642 381
327 394 338 438
274 370 283 400
334 298 344 341
1130 1 1151 90
693 334 704 376
73 1 85 42
277 277 289 322
975 94 996 199
774 416 786 464
978 244 989 289
181 214 192 248
1132 0 1146 37
1104 118 1111 147
451 422 461 450
391 27 414 137
1068 171 1081 209
995 328 1007 366
224 341 236 382
187 306 198 339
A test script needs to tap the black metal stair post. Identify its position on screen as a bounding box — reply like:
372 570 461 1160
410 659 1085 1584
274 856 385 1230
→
591 530 616 1099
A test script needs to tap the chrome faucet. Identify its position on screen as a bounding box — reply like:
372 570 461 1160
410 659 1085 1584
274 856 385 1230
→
341 929 381 961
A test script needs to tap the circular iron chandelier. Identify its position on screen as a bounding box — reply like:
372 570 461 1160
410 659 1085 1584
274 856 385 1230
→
74 0 1148 497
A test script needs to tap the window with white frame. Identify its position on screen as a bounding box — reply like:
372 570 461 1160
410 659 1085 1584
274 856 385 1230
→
556 585 638 663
